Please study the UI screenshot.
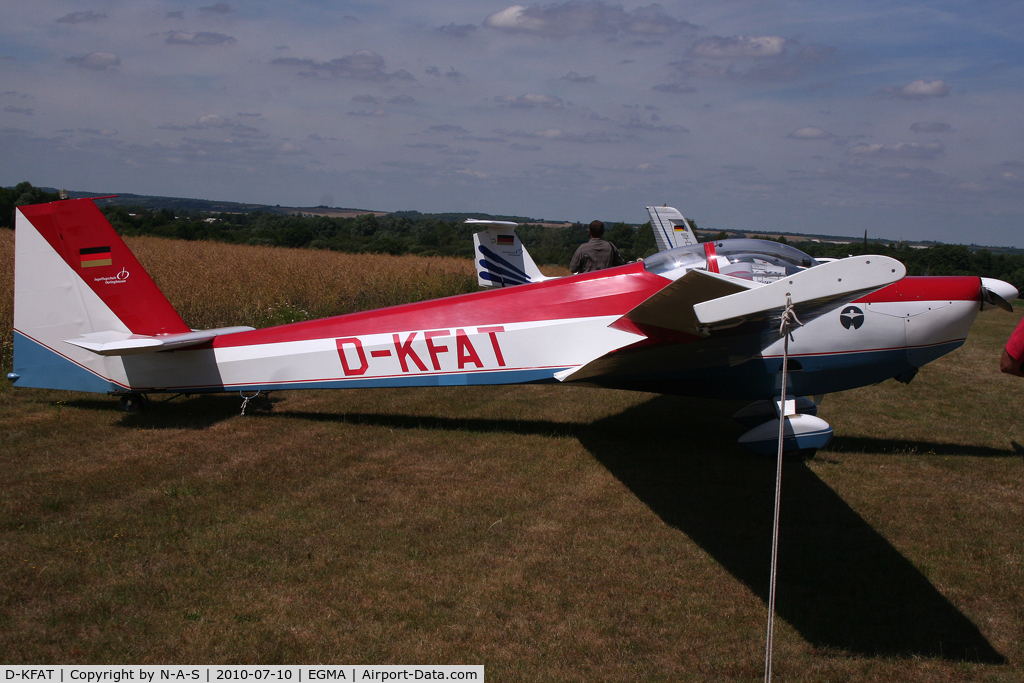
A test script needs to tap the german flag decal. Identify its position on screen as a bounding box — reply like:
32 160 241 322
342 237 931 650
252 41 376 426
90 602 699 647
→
496 235 514 246
80 246 112 268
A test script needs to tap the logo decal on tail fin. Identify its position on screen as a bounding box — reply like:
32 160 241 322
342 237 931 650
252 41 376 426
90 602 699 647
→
477 244 532 285
93 269 130 285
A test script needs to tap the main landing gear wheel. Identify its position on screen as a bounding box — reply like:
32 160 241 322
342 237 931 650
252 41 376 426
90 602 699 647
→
118 393 147 413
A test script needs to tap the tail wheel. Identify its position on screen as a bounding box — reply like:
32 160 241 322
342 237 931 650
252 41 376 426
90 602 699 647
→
119 393 147 413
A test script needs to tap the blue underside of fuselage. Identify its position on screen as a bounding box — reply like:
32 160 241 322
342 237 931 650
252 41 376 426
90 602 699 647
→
10 330 964 401
582 341 965 400
11 332 120 394
201 369 565 393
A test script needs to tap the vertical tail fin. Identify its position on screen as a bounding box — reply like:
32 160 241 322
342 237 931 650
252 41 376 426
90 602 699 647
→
11 198 190 392
468 219 553 288
647 205 698 252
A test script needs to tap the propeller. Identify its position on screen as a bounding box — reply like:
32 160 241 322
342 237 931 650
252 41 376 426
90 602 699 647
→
983 287 1014 312
980 278 1018 312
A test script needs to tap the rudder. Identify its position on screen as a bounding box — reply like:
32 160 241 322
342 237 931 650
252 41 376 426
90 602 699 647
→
468 219 552 288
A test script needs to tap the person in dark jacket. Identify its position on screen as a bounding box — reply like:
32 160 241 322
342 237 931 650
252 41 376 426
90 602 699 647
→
570 220 626 274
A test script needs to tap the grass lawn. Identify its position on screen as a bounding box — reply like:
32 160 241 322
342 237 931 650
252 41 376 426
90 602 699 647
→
1 309 1022 681
1 231 1022 679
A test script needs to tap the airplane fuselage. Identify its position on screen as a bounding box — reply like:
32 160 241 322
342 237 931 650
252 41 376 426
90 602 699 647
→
14 252 986 400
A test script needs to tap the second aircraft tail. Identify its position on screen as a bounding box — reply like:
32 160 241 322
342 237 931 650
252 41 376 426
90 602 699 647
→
469 219 553 288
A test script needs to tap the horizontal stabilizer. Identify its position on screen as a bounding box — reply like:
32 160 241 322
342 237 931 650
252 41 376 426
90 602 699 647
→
64 326 255 356
694 256 905 328
464 219 520 228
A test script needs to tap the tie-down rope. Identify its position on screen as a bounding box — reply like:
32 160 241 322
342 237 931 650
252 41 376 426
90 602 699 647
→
765 296 802 683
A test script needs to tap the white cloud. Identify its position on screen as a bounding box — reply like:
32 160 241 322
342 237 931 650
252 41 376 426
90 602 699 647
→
166 31 237 46
787 127 833 140
485 6 543 32
882 79 949 98
910 122 952 133
347 109 387 118
65 52 121 70
483 2 696 37
272 50 413 82
499 127 620 144
691 36 787 59
437 23 477 38
652 82 696 94
157 115 267 139
495 93 563 108
848 141 945 160
199 3 234 14
56 11 106 24
561 71 596 83
196 115 232 128
594 162 665 174
620 118 688 133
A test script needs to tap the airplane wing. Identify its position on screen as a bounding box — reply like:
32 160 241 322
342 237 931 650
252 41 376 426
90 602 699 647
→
693 255 904 329
556 255 906 382
619 269 754 337
647 205 698 251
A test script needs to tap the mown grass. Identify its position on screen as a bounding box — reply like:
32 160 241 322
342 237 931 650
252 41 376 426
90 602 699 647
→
1 233 1022 680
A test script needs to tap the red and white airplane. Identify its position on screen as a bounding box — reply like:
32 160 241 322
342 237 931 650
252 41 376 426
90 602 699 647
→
8 198 1017 454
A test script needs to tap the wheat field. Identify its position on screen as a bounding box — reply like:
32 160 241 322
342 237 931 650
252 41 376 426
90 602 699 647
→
0 232 477 375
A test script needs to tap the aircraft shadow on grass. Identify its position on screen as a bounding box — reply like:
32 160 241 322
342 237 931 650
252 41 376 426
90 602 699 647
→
827 435 1016 458
66 394 252 430
577 394 1006 663
80 390 1005 661
288 396 1007 663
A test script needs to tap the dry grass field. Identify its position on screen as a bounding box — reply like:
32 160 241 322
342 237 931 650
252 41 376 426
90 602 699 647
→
1 232 1023 680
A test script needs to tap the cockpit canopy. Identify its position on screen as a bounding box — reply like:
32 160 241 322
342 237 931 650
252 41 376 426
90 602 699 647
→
642 239 819 283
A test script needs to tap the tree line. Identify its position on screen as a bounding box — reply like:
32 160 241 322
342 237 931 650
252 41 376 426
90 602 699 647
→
0 182 60 227
92 204 658 264
4 182 1024 291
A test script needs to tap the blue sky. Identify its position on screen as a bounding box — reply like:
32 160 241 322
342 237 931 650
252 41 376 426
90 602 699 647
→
2 1 1022 245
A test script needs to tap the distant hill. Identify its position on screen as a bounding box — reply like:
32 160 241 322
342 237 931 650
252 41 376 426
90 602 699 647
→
61 190 374 217
53 190 558 224
389 210 568 225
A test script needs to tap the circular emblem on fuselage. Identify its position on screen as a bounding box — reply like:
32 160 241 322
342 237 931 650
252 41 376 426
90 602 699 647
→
840 305 864 330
